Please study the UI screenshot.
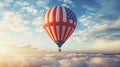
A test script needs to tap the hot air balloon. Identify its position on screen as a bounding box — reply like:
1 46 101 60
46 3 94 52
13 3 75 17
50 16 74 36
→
43 6 77 52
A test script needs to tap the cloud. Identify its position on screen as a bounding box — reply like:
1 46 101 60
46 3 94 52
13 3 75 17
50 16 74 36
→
61 3 70 8
90 37 120 53
98 14 119 21
72 17 120 53
89 57 120 67
0 52 120 67
14 1 29 6
76 0 120 34
34 28 43 33
72 15 97 44
32 16 44 33
0 30 19 45
0 0 13 7
59 0 72 4
32 16 43 26
94 33 120 40
76 0 120 36
22 6 38 15
0 30 9 36
36 0 49 8
78 15 93 26
59 59 73 67
59 0 74 8
0 10 34 46
0 11 31 35
77 19 120 52
59 57 88 67
90 18 120 40
111 19 120 28
96 0 120 21
74 14 120 44
72 34 89 44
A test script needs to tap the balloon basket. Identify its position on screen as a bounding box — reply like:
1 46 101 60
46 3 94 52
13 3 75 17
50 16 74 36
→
58 48 61 52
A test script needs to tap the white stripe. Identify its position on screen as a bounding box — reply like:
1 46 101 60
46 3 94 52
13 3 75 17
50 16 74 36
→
51 26 57 40
49 7 56 22
46 27 54 40
74 22 76 25
62 7 67 22
56 25 60 40
70 20 73 24
69 12 73 17
61 26 66 40
70 13 74 19
56 7 60 22
64 27 71 41
45 9 50 24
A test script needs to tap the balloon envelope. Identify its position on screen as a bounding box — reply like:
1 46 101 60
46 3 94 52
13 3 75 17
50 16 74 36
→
43 6 77 48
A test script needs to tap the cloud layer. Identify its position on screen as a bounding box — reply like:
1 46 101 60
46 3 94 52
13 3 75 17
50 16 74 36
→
0 52 120 67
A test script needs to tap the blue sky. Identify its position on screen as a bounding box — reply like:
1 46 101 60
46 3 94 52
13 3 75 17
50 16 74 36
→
0 0 120 53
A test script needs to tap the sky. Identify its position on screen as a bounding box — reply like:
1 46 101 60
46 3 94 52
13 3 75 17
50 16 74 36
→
0 0 120 53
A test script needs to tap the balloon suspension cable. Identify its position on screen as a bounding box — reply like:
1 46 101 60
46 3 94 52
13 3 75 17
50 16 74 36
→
58 48 62 52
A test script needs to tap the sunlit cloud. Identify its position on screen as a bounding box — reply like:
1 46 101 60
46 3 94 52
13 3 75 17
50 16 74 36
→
22 6 38 15
14 1 29 6
36 0 50 8
3 52 120 67
0 11 30 34
0 0 13 7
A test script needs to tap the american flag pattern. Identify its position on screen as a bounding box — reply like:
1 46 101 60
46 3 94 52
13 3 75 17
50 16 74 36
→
43 6 77 48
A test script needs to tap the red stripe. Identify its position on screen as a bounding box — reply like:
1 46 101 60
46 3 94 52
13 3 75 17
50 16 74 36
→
62 19 69 41
61 25 66 40
64 27 71 41
52 7 57 22
59 6 63 40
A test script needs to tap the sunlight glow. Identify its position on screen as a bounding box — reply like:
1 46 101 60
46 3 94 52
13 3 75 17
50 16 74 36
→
0 46 14 57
